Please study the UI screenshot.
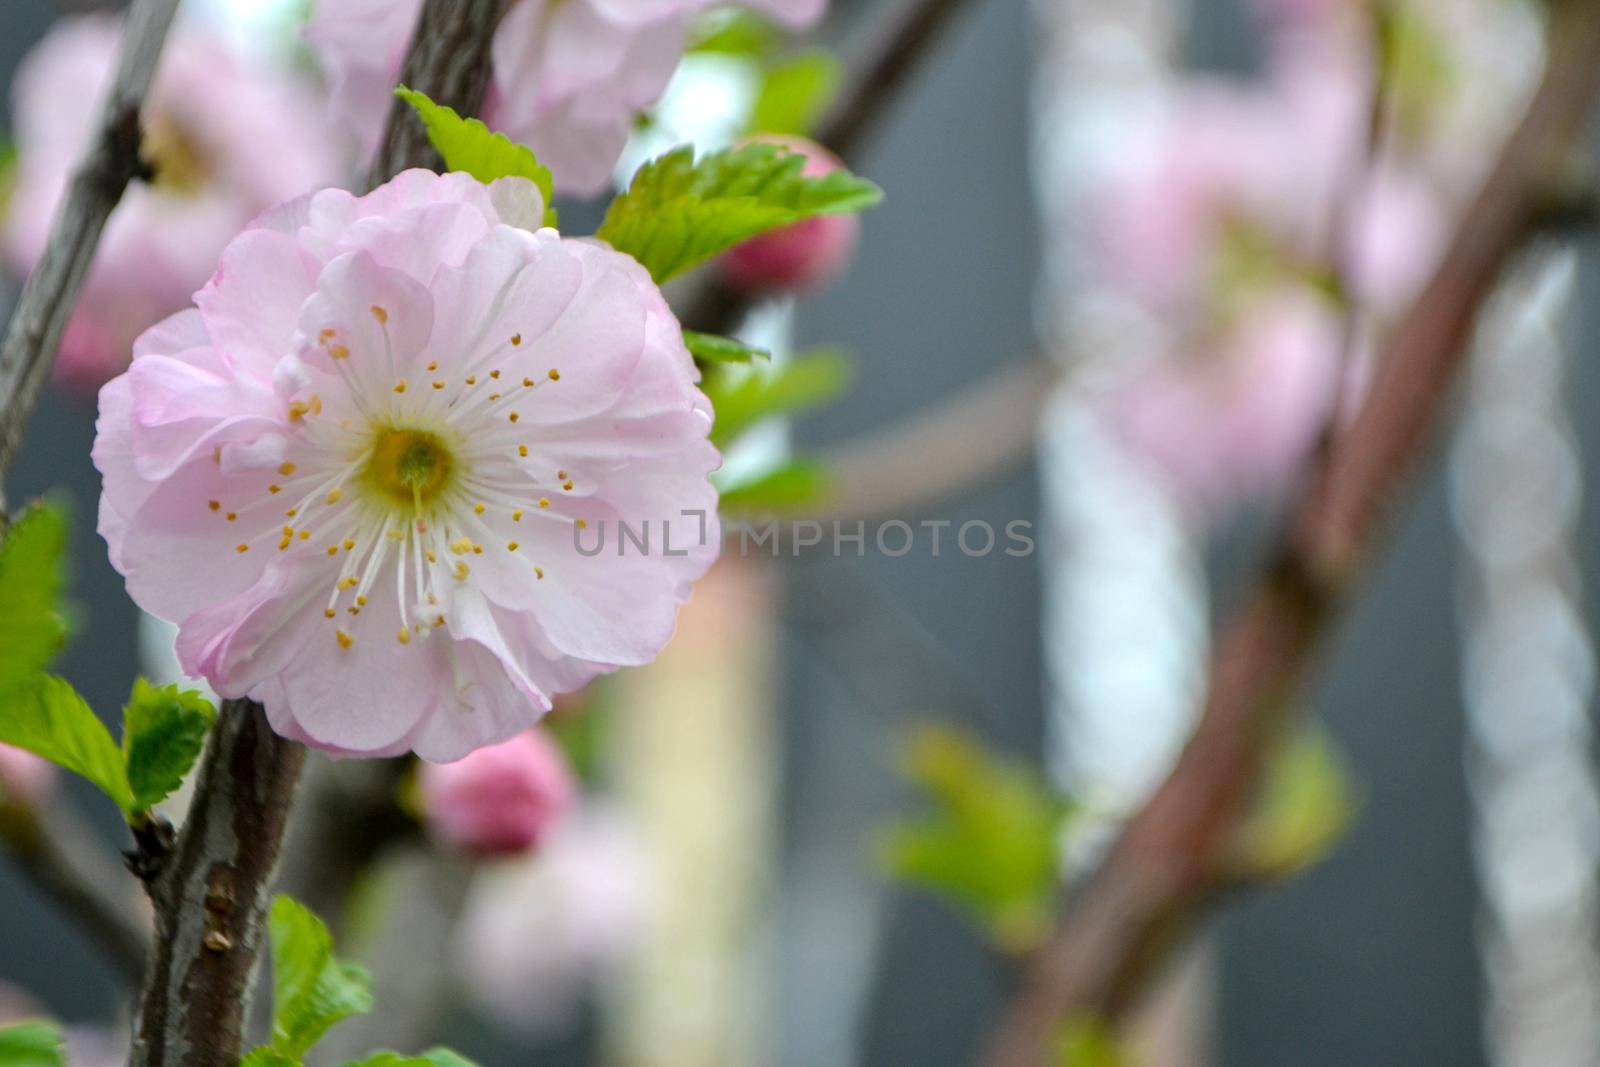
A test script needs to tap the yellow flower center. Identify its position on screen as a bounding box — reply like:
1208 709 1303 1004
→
361 427 455 510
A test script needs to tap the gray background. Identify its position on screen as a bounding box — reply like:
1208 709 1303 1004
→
0 0 1531 1063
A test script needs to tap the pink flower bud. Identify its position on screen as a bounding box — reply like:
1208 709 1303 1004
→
0 743 56 807
720 137 860 294
420 730 576 857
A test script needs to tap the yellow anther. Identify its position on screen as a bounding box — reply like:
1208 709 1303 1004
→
425 549 437 563
547 369 560 381
511 333 522 346
236 543 249 553
472 543 483 555
278 538 291 551
512 509 524 521
324 608 336 618
490 370 501 380
432 381 445 390
465 375 477 385
563 480 574 492
226 512 237 522
557 470 568 479
509 412 520 423
319 327 336 342
518 445 529 457
538 498 549 509
329 345 350 359
488 393 501 401
326 488 343 504
427 360 438 372
343 538 356 551
393 379 407 394
288 401 310 421
576 518 587 529
282 525 294 536
338 576 358 590
269 485 282 494
298 530 310 541
454 561 470 580
285 507 299 518
474 503 486 515
327 546 338 556
355 595 367 607
449 537 471 554
208 500 220 511
336 629 353 649
397 628 411 645
371 305 388 324
278 462 297 476
535 566 545 580
507 541 519 552
522 377 535 388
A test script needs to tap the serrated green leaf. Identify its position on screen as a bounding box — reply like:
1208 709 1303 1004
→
750 51 841 136
715 460 831 516
704 348 852 449
0 675 133 814
121 678 216 813
597 143 881 283
0 1021 64 1067
342 1050 480 1067
269 895 374 1058
881 725 1072 952
240 1049 298 1067
683 330 770 365
394 87 557 227
0 501 69 689
1233 722 1356 880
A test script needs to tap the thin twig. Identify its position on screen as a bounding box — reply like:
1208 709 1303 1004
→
0 0 180 492
982 4 1600 1062
0 798 149 984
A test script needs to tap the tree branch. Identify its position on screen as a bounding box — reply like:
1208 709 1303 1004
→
127 4 512 1061
982 5 1600 1063
130 702 306 1067
364 0 512 192
0 0 180 492
0 797 149 984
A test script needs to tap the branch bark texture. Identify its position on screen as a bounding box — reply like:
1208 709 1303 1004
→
0 0 180 488
983 5 1600 1063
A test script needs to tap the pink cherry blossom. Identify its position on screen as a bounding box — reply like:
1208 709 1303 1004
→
1106 290 1348 518
1 15 342 393
93 169 721 760
420 728 575 854
307 0 827 196
720 137 859 293
0 743 55 807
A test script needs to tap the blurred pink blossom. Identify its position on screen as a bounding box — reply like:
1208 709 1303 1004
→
420 729 576 856
1 16 343 394
309 0 827 197
720 137 859 293
1107 291 1349 518
0 743 55 807
93 170 721 760
455 802 650 1035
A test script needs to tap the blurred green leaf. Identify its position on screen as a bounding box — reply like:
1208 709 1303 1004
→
881 725 1072 952
750 51 841 136
0 1021 64 1067
121 678 216 814
683 330 771 365
1232 722 1356 880
705 347 853 449
687 10 780 57
597 143 881 283
0 675 133 814
394 87 557 226
267 895 374 1059
240 1050 298 1067
341 1051 480 1067
715 459 831 516
0 501 69 689
1055 1016 1124 1067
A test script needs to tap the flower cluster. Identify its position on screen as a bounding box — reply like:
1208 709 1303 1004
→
420 728 575 855
1 16 342 392
94 170 721 760
308 0 827 196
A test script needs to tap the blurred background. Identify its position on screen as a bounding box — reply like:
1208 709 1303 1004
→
1 0 1595 1064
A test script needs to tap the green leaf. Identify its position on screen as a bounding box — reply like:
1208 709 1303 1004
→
704 348 852 449
268 895 374 1058
240 1050 299 1067
0 1021 64 1067
716 460 831 516
393 87 557 227
1233 722 1357 880
596 142 881 283
1055 1016 1124 1067
881 725 1072 952
750 51 841 136
0 501 69 689
688 9 780 57
121 678 216 813
0 675 133 814
341 1051 480 1067
683 330 770 365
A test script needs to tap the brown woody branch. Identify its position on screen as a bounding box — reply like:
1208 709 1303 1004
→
128 3 512 1062
0 0 180 493
982 4 1600 1063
